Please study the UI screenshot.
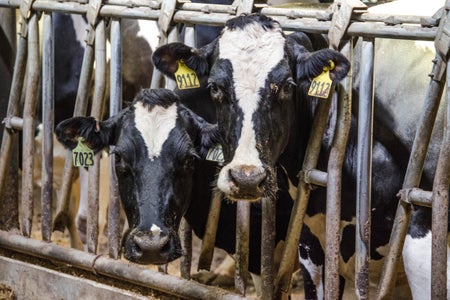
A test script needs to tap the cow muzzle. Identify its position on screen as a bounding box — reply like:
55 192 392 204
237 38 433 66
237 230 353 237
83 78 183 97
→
122 228 181 265
224 165 266 201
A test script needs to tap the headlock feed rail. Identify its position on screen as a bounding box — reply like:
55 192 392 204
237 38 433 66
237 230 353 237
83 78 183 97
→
0 0 448 299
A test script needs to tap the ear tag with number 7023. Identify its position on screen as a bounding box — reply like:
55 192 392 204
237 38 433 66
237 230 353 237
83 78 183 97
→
175 60 200 90
308 60 335 99
72 137 94 167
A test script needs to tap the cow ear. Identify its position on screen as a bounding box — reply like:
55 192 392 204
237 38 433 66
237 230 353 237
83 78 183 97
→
288 35 350 84
152 41 216 81
55 116 117 153
180 106 220 158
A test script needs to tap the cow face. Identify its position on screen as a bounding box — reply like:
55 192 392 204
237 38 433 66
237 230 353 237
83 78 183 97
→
56 89 218 264
153 14 350 201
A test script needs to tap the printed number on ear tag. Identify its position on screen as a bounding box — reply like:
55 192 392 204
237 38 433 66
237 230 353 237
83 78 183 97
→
206 144 224 164
72 137 94 167
175 60 200 90
308 60 334 99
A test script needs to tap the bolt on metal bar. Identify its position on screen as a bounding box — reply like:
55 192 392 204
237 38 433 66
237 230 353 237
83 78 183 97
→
430 58 450 300
21 12 40 237
41 12 54 242
0 231 246 300
355 37 374 300
198 189 222 271
235 201 250 296
108 18 122 259
261 196 276 300
376 55 446 300
275 96 333 296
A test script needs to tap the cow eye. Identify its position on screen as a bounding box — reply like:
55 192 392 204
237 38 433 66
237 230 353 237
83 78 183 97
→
208 81 223 102
113 151 129 172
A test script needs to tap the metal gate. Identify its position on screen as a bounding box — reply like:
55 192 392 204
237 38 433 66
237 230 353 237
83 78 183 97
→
0 0 448 299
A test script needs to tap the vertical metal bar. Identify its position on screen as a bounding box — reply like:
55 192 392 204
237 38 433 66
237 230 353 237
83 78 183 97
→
21 13 40 237
325 41 352 300
235 201 250 295
377 55 445 299
355 37 373 300
0 34 27 228
108 18 122 259
41 12 54 242
180 218 192 279
275 97 333 295
430 61 450 300
261 196 276 300
87 19 106 254
164 26 180 91
198 189 222 271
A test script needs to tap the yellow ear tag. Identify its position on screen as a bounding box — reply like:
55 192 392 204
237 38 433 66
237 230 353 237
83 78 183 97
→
206 144 224 164
174 60 200 90
308 60 335 99
72 137 94 167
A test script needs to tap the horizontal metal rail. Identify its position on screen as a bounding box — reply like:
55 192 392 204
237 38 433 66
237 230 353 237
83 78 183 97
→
0 0 440 40
0 231 245 300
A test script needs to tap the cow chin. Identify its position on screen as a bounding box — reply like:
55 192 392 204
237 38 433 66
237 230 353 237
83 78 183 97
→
121 229 182 265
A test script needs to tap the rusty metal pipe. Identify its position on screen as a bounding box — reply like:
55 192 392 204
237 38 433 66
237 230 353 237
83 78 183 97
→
376 55 446 300
303 169 327 187
21 13 40 237
198 189 222 271
179 218 192 280
261 196 276 300
108 18 122 259
0 231 246 299
275 96 333 295
355 37 374 300
430 61 450 300
235 201 250 295
41 12 54 242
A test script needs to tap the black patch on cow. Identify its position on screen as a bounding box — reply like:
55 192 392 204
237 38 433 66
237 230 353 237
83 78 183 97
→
224 14 279 32
299 225 324 267
340 224 355 263
300 262 318 300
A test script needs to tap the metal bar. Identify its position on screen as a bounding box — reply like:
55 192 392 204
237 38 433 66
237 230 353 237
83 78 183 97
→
108 18 122 259
376 55 446 300
355 37 374 300
179 218 192 280
198 189 222 271
235 201 250 295
275 97 333 295
87 19 107 254
21 13 40 237
261 196 276 300
325 74 352 300
399 188 433 207
0 231 246 300
41 12 54 242
0 32 27 227
303 169 327 187
0 0 441 41
430 59 450 300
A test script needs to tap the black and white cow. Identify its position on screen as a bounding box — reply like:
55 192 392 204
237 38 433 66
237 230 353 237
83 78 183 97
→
151 12 438 299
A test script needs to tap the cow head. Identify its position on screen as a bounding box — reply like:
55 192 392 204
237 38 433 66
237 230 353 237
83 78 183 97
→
55 88 219 264
153 14 350 201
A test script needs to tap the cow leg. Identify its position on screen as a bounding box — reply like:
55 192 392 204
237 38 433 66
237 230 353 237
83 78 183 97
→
299 224 325 300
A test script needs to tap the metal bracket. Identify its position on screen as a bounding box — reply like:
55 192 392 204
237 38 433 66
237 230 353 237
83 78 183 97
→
85 0 103 45
432 0 450 81
19 0 37 37
157 0 176 45
328 0 367 50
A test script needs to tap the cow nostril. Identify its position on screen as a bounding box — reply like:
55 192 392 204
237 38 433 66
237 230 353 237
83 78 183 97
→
133 232 170 252
230 166 266 187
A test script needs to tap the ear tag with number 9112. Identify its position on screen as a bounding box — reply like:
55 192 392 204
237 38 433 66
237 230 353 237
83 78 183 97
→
175 60 200 90
308 60 335 99
72 137 94 167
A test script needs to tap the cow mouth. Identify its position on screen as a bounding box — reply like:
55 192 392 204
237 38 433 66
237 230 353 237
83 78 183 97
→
121 229 182 265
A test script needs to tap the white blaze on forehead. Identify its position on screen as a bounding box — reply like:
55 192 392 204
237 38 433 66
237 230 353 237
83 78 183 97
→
150 224 161 236
218 22 285 166
134 102 177 160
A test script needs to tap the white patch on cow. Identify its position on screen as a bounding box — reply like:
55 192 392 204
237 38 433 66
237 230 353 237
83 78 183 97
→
216 21 286 193
403 231 450 300
134 102 177 160
150 224 161 236
137 20 160 52
299 251 324 299
70 15 87 48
